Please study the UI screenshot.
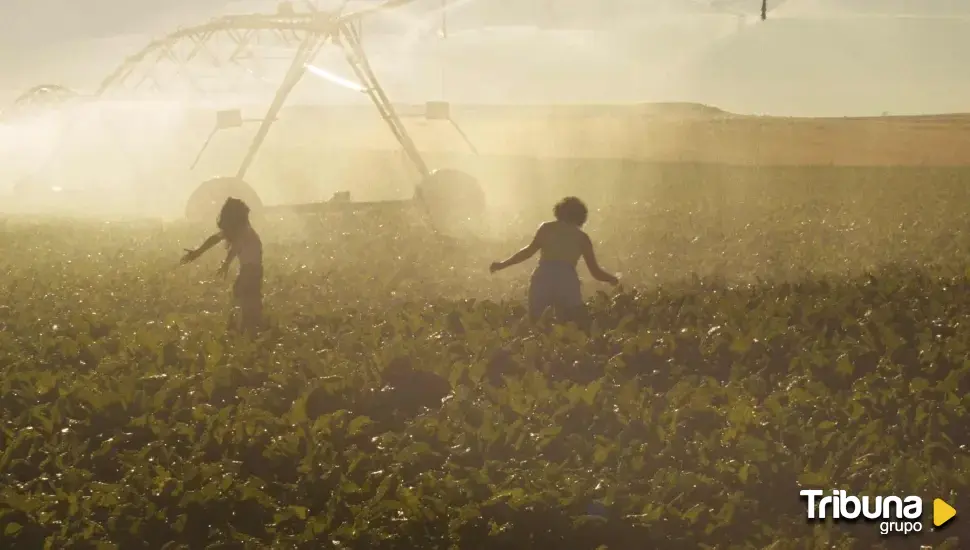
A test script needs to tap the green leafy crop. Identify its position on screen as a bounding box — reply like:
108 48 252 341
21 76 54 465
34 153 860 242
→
0 185 966 549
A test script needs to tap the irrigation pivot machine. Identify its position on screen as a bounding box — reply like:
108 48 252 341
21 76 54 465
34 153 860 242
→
1 0 485 236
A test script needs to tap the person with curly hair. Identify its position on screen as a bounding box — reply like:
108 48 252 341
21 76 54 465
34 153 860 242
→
181 197 264 335
490 196 618 321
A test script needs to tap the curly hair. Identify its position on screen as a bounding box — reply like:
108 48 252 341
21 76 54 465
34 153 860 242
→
217 197 251 240
553 196 588 226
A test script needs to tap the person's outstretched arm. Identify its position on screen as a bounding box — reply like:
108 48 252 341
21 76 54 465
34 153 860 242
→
581 233 619 284
181 232 224 264
491 224 544 273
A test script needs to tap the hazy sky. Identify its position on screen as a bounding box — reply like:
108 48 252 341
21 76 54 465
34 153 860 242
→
3 0 970 115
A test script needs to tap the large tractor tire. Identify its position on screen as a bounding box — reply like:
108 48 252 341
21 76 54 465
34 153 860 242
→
185 177 263 225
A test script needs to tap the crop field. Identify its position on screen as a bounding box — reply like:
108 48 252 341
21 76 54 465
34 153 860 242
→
1 166 969 549
287 105 970 167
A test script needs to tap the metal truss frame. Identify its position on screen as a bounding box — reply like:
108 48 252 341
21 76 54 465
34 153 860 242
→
3 0 783 115
8 84 80 112
1 0 780 186
2 0 430 183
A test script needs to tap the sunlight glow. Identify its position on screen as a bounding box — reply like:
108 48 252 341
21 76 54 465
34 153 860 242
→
305 64 367 93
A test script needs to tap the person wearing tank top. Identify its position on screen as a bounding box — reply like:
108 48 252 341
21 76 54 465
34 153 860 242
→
490 197 619 321
181 197 264 335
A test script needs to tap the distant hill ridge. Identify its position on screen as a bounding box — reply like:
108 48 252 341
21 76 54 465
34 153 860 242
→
281 101 733 117
283 101 970 121
272 101 970 166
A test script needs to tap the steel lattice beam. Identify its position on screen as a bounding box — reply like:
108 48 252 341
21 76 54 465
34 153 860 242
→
2 85 82 119
0 0 433 210
11 84 79 106
3 0 784 121
0 0 418 120
97 14 347 98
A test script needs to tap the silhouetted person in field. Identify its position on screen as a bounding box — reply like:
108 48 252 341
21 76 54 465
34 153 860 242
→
490 196 618 322
181 198 264 335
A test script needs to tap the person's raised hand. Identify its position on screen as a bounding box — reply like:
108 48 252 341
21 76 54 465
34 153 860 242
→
180 248 198 265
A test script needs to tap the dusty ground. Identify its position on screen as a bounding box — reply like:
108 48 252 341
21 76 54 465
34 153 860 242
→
275 103 970 166
4 101 970 220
